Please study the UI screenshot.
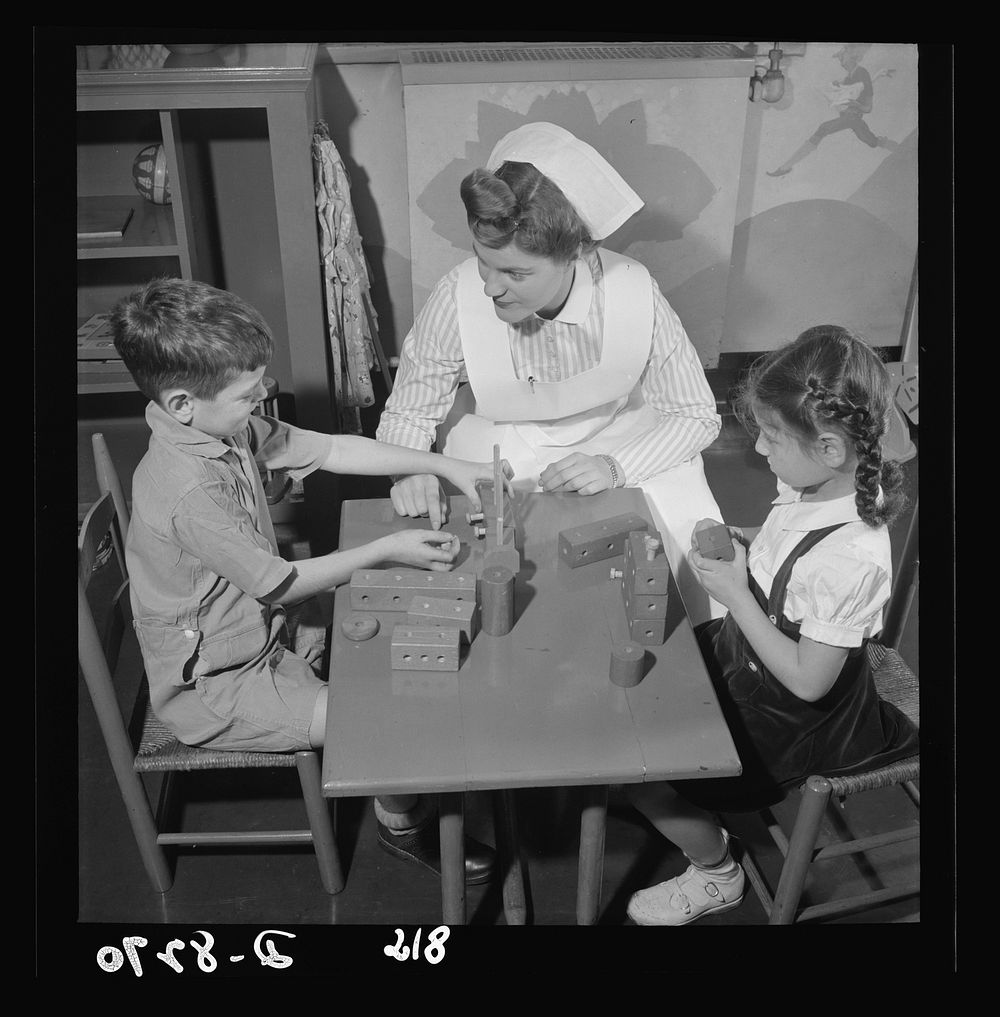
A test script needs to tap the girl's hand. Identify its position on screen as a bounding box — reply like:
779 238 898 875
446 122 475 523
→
687 538 750 609
692 518 752 552
444 457 514 511
540 453 620 496
379 529 461 571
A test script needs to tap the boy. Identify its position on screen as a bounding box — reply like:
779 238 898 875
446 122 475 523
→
110 277 501 883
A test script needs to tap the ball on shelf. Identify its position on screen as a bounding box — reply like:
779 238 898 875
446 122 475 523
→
132 143 171 205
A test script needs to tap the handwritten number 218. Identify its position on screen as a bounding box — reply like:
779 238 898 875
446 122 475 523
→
384 926 449 965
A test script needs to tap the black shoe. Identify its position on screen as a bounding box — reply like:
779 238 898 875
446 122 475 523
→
376 818 495 885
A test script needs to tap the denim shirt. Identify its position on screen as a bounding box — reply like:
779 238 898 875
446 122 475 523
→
126 401 332 736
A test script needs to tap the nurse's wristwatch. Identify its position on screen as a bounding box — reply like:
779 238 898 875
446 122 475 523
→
597 454 625 489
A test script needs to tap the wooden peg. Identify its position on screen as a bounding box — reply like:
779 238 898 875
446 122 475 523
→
610 642 646 687
341 613 380 641
481 565 515 635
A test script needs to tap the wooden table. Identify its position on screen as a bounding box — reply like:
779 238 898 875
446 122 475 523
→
322 489 741 924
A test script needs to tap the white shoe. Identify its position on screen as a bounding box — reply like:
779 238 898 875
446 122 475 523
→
627 845 744 926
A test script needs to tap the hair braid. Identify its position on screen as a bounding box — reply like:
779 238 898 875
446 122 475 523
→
803 379 901 526
738 325 908 529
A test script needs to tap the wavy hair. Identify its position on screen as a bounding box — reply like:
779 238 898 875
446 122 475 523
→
460 161 594 263
733 325 906 527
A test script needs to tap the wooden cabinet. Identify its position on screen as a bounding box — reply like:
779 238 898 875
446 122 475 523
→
77 108 197 393
76 43 333 436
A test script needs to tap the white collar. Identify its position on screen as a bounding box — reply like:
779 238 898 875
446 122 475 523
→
770 480 863 530
527 254 593 327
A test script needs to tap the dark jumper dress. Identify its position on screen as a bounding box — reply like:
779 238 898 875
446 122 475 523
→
673 524 919 814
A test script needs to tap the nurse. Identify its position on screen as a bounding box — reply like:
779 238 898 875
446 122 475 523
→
377 122 725 623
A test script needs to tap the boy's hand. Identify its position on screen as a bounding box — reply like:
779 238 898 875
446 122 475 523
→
380 529 461 571
447 457 514 511
390 474 449 530
539 453 620 495
687 537 749 609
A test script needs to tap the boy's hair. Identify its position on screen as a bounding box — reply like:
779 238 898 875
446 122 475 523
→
460 161 594 263
734 324 906 528
110 278 273 402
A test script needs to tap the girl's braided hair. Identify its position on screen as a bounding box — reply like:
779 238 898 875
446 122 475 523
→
734 325 906 528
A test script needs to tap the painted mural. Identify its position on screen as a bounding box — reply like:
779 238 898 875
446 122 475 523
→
722 42 918 353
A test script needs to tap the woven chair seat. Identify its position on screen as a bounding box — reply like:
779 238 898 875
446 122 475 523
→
821 754 920 797
135 704 299 773
866 642 919 728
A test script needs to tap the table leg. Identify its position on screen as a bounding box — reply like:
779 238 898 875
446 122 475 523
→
493 789 527 925
438 792 466 925
577 785 608 925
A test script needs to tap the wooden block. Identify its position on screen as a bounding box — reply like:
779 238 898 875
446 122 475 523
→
622 583 668 620
483 523 520 574
481 565 515 636
610 642 646 687
406 596 479 642
390 625 461 671
558 513 649 568
623 530 670 595
340 613 380 641
474 481 514 529
625 614 668 645
349 568 476 610
484 545 522 574
695 522 735 561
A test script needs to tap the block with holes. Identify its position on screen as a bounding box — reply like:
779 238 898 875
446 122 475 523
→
473 480 514 528
622 582 668 620
484 524 520 574
558 512 649 568
695 522 735 562
406 595 479 643
349 568 476 611
620 529 670 645
622 529 670 596
624 614 669 645
390 625 461 671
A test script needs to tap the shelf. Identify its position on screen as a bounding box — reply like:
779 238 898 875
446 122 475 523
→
78 359 138 395
77 195 179 259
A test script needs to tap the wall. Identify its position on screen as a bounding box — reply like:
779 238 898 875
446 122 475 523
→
314 42 918 362
314 60 414 360
724 42 919 351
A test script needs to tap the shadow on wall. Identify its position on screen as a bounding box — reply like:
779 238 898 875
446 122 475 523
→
671 129 918 353
723 198 912 348
416 90 717 256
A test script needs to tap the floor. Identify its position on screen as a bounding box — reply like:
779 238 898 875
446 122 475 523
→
67 379 930 974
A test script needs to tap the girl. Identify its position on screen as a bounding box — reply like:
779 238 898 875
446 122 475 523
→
625 325 919 926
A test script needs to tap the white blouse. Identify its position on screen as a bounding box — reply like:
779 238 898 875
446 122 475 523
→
748 481 893 648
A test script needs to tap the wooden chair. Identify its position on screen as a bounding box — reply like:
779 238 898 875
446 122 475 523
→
738 502 920 924
78 432 343 895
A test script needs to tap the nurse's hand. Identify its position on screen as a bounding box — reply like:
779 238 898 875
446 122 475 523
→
390 474 448 530
540 453 621 496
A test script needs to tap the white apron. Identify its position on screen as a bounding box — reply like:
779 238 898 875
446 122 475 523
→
439 248 725 624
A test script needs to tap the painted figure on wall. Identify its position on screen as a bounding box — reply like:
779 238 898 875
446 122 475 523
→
768 44 898 177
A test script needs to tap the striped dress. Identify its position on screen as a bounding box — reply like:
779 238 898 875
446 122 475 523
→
376 249 720 486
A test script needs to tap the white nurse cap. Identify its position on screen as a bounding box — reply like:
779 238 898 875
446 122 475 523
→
486 122 644 240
